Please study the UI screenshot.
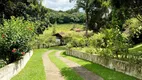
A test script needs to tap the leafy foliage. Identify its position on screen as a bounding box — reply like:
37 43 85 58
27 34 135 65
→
70 0 109 32
0 0 49 34
109 0 142 31
70 36 87 47
0 17 36 64
101 28 130 57
89 33 105 48
81 28 130 57
47 11 85 24
123 18 142 44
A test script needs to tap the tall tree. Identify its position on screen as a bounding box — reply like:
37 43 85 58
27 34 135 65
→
70 0 109 33
109 0 142 44
70 0 93 35
110 0 142 28
88 0 109 32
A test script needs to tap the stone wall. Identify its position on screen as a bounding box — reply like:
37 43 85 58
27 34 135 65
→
0 50 33 80
66 50 142 79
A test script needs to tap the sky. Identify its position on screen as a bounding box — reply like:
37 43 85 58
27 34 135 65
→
42 0 76 11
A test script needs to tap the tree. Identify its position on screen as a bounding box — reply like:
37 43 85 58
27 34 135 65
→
109 0 142 29
66 8 79 14
70 0 109 33
70 0 92 35
88 0 109 32
109 0 142 44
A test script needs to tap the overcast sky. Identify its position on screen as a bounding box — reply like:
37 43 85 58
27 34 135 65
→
42 0 76 11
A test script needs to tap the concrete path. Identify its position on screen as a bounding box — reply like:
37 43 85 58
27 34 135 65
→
42 50 64 80
42 50 103 80
55 51 104 80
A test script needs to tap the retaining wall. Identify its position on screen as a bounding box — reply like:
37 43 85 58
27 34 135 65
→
66 50 142 79
0 50 33 80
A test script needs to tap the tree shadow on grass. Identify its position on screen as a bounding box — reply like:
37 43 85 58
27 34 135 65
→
82 63 139 80
62 53 139 80
60 67 83 80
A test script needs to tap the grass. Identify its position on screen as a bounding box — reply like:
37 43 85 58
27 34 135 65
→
62 53 138 80
11 49 47 80
129 43 142 54
48 46 66 50
50 24 84 33
11 46 139 80
48 50 83 80
43 24 84 35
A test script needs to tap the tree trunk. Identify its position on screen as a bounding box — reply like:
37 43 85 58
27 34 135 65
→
86 11 89 37
85 0 89 37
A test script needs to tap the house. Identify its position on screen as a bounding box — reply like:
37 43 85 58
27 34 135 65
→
52 32 65 45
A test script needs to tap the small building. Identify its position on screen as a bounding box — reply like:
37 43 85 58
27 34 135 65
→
75 28 82 32
52 32 65 45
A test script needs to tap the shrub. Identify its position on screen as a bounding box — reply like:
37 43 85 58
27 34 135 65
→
44 36 57 47
0 17 36 64
33 34 57 48
66 32 86 48
63 36 72 45
66 43 73 49
101 28 130 57
89 33 105 48
83 28 129 57
70 36 87 47
0 60 6 68
84 47 112 56
85 47 97 54
123 18 142 44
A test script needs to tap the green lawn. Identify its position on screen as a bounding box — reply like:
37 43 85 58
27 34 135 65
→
11 48 83 80
48 50 83 80
62 53 138 80
11 47 139 80
129 43 142 54
11 49 47 80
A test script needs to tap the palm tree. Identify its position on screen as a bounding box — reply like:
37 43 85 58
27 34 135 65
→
70 0 95 36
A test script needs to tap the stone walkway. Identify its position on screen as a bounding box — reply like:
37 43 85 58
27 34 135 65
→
42 50 64 80
42 50 103 80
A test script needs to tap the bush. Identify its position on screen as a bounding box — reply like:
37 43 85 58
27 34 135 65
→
123 18 142 44
63 36 72 45
33 34 57 48
70 37 86 47
85 47 97 54
0 17 36 64
86 28 129 57
68 32 87 47
0 60 6 68
44 36 57 47
101 28 130 57
89 33 105 48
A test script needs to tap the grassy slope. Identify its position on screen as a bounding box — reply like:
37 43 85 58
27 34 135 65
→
11 49 47 80
42 24 84 37
62 53 138 80
129 43 142 54
48 50 83 80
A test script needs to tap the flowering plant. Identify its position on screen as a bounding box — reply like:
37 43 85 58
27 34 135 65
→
0 17 36 64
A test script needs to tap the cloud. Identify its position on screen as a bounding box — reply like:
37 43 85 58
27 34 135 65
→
42 0 76 11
